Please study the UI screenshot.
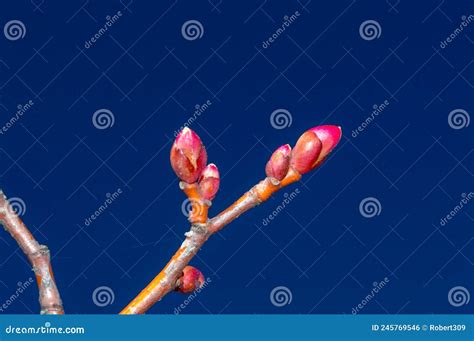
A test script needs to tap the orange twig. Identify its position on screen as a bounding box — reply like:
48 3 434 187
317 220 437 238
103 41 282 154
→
180 182 210 224
0 191 64 314
120 169 301 314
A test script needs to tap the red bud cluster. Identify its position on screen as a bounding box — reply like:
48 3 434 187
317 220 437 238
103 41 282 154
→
265 125 342 180
170 128 220 201
171 126 341 200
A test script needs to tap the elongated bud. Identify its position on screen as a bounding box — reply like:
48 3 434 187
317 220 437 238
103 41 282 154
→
265 144 291 181
175 266 205 294
308 125 342 168
290 131 322 174
170 127 207 183
198 163 220 200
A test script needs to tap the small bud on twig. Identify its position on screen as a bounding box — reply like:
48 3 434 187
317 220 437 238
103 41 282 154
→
170 128 208 183
265 144 292 180
198 164 220 201
290 131 322 174
175 266 205 294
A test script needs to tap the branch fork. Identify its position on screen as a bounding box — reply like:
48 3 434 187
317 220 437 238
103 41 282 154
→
120 125 341 314
0 124 341 315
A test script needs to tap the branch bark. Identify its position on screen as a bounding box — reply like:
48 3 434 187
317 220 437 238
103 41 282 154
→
120 169 301 314
0 191 64 314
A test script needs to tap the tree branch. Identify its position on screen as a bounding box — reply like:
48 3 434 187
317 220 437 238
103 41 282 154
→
120 125 341 314
0 191 64 314
119 170 300 314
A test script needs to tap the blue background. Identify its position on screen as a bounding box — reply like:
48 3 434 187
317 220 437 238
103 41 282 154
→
0 0 472 314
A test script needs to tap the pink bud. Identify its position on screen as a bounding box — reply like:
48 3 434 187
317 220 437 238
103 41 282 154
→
290 131 322 174
170 127 207 183
175 266 205 294
308 125 342 168
265 144 291 181
198 163 220 200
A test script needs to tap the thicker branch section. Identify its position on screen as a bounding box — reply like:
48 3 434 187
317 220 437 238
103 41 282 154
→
120 171 301 314
120 225 209 314
0 192 63 314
